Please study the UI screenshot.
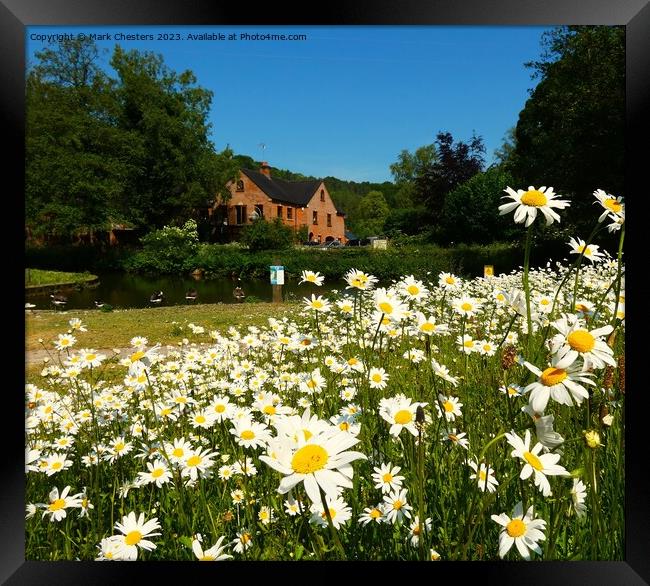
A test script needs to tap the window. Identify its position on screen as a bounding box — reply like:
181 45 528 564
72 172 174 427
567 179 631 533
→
236 180 244 191
327 214 332 227
235 205 247 225
277 205 283 218
320 189 325 202
287 207 293 220
312 211 318 225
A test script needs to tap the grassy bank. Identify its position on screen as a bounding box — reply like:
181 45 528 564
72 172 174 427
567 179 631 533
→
26 302 293 351
25 268 97 287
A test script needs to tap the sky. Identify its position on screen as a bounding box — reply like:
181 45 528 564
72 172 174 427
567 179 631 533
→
27 25 553 183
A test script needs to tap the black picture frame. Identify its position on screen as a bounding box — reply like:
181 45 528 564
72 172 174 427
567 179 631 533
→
8 0 648 583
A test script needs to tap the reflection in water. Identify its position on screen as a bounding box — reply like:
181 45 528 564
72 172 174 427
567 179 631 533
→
25 272 340 310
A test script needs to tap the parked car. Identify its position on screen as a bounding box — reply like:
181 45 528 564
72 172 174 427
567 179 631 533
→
302 241 321 247
321 240 343 249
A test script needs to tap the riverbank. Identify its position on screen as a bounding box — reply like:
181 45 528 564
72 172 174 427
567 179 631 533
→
25 269 99 295
25 302 294 351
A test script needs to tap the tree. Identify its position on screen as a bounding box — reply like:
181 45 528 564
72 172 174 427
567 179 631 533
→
241 218 294 251
389 144 437 209
439 166 519 244
413 131 485 216
353 190 390 238
510 26 624 232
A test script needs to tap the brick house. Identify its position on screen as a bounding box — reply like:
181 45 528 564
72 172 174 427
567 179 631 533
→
210 162 346 243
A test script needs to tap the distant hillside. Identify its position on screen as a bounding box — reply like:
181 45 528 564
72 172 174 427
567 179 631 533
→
232 154 398 233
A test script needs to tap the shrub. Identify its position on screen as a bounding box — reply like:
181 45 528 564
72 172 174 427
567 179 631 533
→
240 218 294 251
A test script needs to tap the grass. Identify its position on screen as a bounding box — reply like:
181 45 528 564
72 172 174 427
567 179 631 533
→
25 268 97 287
25 302 293 351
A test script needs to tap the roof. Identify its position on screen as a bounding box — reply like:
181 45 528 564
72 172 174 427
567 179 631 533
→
241 169 322 207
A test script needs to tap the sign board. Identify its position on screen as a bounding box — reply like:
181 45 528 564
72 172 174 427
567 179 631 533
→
371 239 388 250
270 266 285 285
484 265 494 278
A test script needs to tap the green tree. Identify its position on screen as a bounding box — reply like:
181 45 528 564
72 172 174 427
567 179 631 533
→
26 38 135 240
241 218 294 251
354 190 390 238
389 144 437 209
510 26 624 232
439 166 519 244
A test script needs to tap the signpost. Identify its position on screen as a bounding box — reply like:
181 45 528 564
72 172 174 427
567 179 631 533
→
270 265 284 303
484 265 494 278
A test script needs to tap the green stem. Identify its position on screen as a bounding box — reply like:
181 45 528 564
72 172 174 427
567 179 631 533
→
319 487 347 560
522 225 534 355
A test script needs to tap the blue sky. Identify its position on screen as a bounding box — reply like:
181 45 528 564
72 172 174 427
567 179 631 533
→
27 25 552 183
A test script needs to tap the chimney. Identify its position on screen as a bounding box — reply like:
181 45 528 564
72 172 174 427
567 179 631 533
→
260 162 271 178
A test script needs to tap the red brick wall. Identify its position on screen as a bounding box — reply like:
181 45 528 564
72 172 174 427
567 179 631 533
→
302 182 346 243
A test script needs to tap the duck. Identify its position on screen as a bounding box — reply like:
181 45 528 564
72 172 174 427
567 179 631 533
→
150 291 164 304
50 293 68 310
233 285 246 302
94 300 107 309
185 288 198 303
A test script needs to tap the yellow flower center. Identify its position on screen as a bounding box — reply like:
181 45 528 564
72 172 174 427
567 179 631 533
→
382 472 393 483
448 434 458 442
443 401 454 413
321 508 337 520
125 530 142 546
241 430 255 441
187 455 202 467
372 373 382 383
393 500 403 510
152 468 164 478
445 276 455 284
394 409 412 424
370 508 381 519
421 323 435 333
195 415 206 424
48 498 66 512
523 451 544 471
291 444 328 474
506 518 526 538
478 470 487 481
604 198 622 213
520 189 547 207
114 442 125 452
464 339 474 348
540 367 568 386
173 448 184 457
85 354 96 361
263 405 276 415
130 351 145 362
200 555 214 561
312 300 323 309
567 330 595 353
241 533 251 544
215 404 226 413
584 430 601 448
461 302 472 312
379 302 393 314
51 461 63 470
407 285 419 296
339 422 349 431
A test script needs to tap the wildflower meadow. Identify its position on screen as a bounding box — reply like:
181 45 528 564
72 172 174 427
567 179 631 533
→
25 187 625 561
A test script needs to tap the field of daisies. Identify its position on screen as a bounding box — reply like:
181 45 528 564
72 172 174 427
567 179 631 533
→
25 187 625 561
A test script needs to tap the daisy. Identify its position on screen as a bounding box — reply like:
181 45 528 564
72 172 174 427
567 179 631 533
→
43 452 73 476
368 367 389 389
218 464 235 481
130 336 148 348
374 288 408 321
189 409 218 430
165 437 194 464
468 461 499 493
491 501 546 560
521 405 565 450
408 516 432 547
399 275 428 301
415 313 449 336
372 462 405 493
258 506 274 525
549 314 616 370
303 294 330 313
379 395 428 437
231 531 253 554
435 394 463 422
358 504 384 525
259 424 367 505
209 395 234 423
522 358 596 413
382 488 413 524
505 429 570 496
568 237 605 264
569 478 588 518
443 428 469 450
68 318 87 332
499 384 522 398
431 360 459 386
593 189 624 222
457 334 478 354
309 495 352 529
192 534 233 561
78 348 106 369
112 512 161 560
230 416 272 450
452 296 482 318
476 339 497 357
96 536 123 560
438 272 461 290
498 185 570 227
233 457 258 477
78 491 95 518
40 485 82 522
54 334 76 351
181 448 217 481
336 298 354 314
300 270 324 286
136 460 172 488
284 496 302 516
344 269 378 291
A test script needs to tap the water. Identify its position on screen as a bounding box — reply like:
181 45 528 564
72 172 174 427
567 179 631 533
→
25 272 339 310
